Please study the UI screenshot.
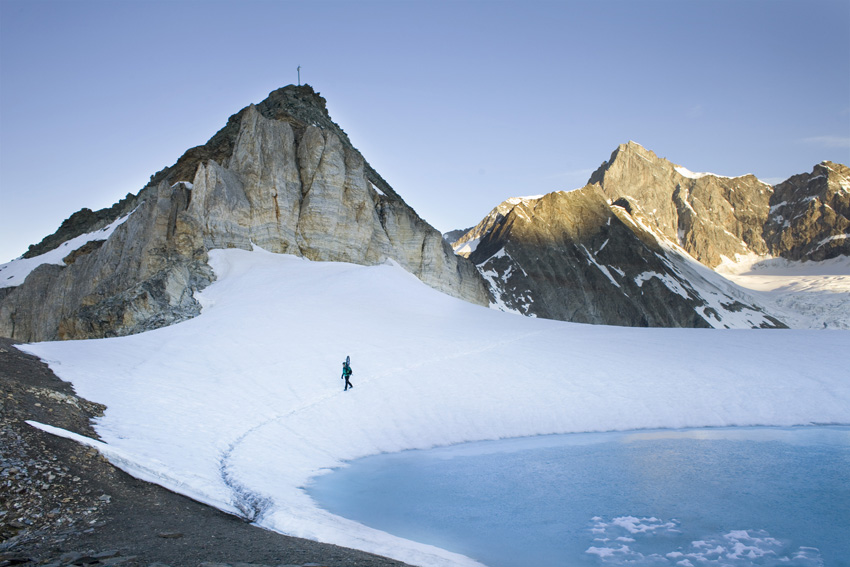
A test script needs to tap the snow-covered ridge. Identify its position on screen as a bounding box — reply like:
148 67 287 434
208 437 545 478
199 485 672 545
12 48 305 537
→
505 194 544 205
674 165 717 179
674 165 767 184
0 212 133 289
21 248 850 567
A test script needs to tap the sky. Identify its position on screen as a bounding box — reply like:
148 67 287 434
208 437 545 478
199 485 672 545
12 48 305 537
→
1 0 848 263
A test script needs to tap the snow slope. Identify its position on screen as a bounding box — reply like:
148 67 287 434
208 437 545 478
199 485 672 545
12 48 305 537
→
0 212 133 289
718 255 850 329
21 248 850 567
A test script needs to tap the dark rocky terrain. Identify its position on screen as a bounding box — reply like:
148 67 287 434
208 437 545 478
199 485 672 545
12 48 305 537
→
0 337 410 567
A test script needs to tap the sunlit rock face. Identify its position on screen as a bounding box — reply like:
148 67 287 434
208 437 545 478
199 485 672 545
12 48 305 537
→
450 141 846 329
764 161 850 262
587 142 775 268
588 142 849 266
456 185 786 328
0 86 489 341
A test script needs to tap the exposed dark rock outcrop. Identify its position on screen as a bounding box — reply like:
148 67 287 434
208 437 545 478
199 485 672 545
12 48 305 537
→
22 195 138 260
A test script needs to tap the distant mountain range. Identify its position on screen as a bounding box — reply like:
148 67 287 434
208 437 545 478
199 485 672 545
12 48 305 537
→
449 142 849 328
1 87 847 341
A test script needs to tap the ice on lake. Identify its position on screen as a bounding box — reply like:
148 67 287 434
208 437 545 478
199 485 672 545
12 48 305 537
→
308 426 850 567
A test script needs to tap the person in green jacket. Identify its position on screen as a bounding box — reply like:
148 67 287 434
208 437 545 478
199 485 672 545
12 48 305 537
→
341 357 353 391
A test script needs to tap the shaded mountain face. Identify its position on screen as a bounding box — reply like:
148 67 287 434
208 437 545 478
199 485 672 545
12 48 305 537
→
0 85 490 342
456 186 786 328
453 142 848 328
442 227 472 245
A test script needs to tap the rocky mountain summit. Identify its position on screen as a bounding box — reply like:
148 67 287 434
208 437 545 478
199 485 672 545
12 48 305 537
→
588 142 849 266
763 160 850 261
0 85 489 342
452 142 848 328
3 92 846 339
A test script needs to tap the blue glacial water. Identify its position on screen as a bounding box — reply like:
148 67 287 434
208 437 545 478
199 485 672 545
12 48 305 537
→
307 426 850 567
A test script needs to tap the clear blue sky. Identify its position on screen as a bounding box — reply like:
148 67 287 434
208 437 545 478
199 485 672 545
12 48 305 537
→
1 0 848 263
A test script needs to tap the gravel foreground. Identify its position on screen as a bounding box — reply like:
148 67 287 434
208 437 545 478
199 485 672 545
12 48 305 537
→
0 338 412 567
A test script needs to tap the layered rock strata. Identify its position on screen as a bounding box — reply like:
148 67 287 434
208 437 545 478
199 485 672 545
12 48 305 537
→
0 86 489 342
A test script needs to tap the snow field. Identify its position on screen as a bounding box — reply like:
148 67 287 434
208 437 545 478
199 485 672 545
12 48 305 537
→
22 247 850 567
719 255 850 329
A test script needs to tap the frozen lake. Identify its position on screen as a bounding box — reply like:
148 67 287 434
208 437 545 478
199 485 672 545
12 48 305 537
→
308 426 850 567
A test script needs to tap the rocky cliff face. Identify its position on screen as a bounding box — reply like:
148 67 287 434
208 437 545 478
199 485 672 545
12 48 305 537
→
453 142 847 328
456 186 786 328
764 161 850 261
0 180 212 342
589 142 850 266
0 85 489 342
588 142 775 267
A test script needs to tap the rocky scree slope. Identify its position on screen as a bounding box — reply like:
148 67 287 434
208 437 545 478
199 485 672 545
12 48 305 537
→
452 142 848 328
0 85 490 342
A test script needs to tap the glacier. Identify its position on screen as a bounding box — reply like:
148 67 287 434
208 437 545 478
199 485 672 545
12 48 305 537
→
20 247 850 567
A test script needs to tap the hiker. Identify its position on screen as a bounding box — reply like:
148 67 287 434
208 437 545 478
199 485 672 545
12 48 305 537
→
341 357 353 391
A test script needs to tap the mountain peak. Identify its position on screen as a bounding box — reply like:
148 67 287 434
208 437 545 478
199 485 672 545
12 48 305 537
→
256 84 332 126
615 140 658 160
266 84 327 111
621 140 651 152
1 85 490 341
588 141 663 186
